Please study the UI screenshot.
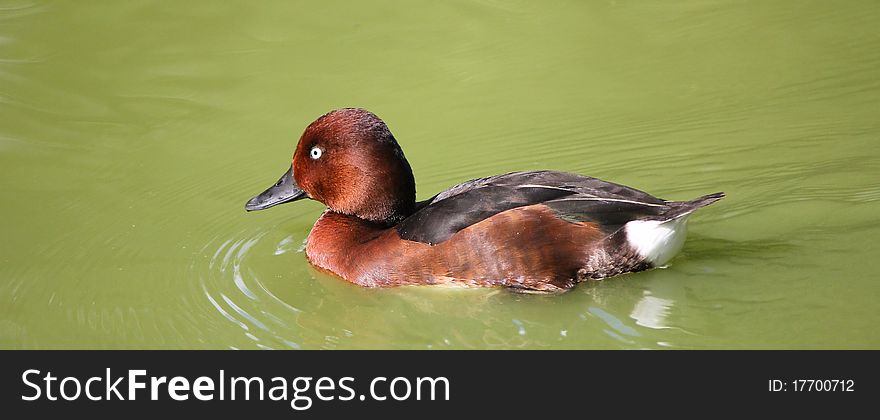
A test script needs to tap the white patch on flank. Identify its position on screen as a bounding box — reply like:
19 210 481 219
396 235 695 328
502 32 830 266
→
625 215 690 266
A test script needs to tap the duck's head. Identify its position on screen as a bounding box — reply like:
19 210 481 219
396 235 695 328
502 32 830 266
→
245 108 416 224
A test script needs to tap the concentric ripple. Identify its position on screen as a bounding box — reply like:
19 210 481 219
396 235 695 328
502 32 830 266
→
189 225 310 349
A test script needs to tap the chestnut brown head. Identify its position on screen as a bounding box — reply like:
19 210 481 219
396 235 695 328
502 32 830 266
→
245 108 416 224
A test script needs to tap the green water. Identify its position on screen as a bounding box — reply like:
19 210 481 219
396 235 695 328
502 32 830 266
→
2 0 879 349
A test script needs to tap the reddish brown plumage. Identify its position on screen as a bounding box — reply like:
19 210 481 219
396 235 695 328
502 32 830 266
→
305 204 629 292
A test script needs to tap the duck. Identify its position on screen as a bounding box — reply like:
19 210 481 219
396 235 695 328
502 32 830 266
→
245 108 723 293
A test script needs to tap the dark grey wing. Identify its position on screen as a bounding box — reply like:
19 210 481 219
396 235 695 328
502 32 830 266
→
426 170 666 206
397 171 672 245
398 184 574 245
543 196 667 229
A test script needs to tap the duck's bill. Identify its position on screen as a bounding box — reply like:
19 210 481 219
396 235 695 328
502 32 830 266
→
245 166 307 211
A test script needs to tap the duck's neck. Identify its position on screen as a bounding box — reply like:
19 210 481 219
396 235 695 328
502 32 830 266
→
345 191 416 226
304 210 390 280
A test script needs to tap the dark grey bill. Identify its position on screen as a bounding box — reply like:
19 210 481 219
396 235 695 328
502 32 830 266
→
245 166 307 211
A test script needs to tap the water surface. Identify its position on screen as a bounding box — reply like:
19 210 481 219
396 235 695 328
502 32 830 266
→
1 0 879 349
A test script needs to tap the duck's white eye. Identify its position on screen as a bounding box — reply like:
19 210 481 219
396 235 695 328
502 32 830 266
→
309 146 322 160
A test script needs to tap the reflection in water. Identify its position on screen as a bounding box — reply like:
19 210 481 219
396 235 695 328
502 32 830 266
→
511 319 526 336
630 291 674 330
588 307 640 344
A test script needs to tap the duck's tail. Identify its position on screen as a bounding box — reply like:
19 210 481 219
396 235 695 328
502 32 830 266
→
624 192 724 266
662 192 725 220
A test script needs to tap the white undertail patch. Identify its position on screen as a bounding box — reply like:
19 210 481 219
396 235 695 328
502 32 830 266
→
624 216 690 266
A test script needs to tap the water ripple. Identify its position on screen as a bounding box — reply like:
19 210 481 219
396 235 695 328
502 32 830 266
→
190 226 310 349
